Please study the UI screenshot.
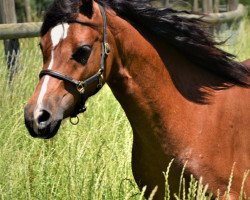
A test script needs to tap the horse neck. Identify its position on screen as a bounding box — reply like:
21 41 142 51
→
106 13 226 137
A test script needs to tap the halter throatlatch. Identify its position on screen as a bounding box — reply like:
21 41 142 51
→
39 4 110 125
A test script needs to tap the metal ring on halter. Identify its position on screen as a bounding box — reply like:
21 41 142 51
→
77 82 85 94
104 43 111 55
70 116 80 125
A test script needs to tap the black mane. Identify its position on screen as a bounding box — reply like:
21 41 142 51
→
41 0 79 36
42 0 250 87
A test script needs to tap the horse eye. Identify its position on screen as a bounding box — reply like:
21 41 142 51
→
72 45 92 65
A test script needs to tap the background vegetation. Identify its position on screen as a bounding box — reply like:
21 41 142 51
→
14 0 250 22
0 0 250 199
15 0 51 22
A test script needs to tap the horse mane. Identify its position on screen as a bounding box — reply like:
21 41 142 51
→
41 0 250 87
41 0 79 36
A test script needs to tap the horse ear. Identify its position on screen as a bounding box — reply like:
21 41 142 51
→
80 0 93 18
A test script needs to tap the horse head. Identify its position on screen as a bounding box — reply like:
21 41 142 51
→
24 0 113 139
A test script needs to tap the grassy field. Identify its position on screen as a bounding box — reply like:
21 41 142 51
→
0 20 250 200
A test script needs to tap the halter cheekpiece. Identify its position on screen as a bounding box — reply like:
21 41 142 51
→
39 4 110 124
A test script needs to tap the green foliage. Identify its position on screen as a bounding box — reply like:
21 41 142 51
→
15 0 53 22
31 0 52 15
239 0 250 17
0 39 138 199
164 159 174 200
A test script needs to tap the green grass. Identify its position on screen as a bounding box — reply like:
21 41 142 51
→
0 20 250 199
0 39 138 199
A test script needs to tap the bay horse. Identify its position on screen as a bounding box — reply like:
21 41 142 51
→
24 0 250 199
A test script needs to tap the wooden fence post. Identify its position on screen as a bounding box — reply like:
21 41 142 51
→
214 0 220 13
0 0 20 81
202 0 213 13
165 0 169 7
24 0 32 22
228 0 239 11
192 0 199 12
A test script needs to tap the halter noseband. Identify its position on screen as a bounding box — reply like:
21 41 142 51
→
39 4 110 120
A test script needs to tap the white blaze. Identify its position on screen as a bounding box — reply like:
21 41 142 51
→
35 23 70 112
51 23 70 46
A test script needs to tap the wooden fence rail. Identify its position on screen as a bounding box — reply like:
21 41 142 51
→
183 4 246 24
153 0 241 13
0 22 42 40
0 4 246 41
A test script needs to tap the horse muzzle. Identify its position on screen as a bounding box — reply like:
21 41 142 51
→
24 105 62 139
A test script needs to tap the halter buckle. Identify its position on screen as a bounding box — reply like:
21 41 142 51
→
97 72 103 89
77 82 85 94
104 42 111 55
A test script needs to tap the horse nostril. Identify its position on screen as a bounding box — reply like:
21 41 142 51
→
33 109 52 132
38 110 51 125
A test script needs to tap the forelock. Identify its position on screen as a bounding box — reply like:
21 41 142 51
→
41 0 80 36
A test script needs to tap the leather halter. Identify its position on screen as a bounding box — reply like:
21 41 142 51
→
39 4 110 119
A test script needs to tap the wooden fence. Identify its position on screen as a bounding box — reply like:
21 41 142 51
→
152 0 241 13
0 4 247 40
192 0 239 13
0 0 247 40
0 22 42 40
0 0 247 82
0 0 20 81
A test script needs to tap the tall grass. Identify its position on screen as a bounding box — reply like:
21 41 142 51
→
0 38 139 199
0 20 250 199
